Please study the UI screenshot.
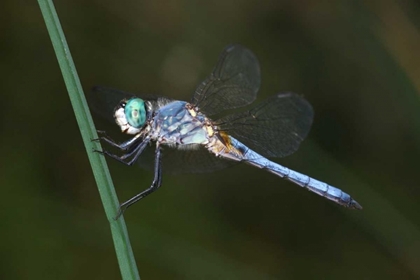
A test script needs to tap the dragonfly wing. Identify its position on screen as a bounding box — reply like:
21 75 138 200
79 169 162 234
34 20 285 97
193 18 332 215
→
90 86 137 122
191 44 261 116
136 145 236 174
217 92 314 158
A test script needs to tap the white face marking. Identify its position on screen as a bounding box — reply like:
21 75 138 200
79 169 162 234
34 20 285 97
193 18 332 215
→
114 107 141 135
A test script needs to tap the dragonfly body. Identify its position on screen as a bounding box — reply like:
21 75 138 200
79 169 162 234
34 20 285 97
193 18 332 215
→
92 44 362 218
119 97 359 209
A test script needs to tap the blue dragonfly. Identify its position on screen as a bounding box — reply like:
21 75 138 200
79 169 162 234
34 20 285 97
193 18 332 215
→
91 44 362 218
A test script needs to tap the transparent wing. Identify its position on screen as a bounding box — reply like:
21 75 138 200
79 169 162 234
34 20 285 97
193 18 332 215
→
191 44 261 116
89 86 137 122
217 93 314 158
136 144 236 174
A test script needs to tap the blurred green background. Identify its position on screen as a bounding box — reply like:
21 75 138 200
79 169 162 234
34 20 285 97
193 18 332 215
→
2 0 420 279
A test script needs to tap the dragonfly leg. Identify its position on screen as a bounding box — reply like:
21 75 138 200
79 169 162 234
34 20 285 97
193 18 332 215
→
120 139 149 160
93 130 110 139
92 131 114 144
97 132 144 151
115 146 162 219
96 137 151 166
123 139 151 165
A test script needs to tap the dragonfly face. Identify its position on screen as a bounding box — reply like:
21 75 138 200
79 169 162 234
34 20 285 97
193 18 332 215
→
91 44 362 219
114 98 147 135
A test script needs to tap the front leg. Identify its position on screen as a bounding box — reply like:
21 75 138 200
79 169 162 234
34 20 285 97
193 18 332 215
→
94 131 144 151
95 136 151 166
115 145 163 219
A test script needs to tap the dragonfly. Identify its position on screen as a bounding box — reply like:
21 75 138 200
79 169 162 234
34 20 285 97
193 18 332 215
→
91 44 362 219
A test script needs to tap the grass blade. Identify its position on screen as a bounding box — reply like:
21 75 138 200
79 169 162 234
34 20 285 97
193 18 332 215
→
37 1 140 279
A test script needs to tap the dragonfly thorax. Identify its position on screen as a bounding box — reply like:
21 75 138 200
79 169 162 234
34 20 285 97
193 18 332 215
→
149 101 215 149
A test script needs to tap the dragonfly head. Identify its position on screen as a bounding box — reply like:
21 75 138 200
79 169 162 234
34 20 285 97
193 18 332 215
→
114 98 147 135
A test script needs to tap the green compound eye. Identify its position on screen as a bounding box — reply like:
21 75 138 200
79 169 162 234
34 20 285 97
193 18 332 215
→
124 98 146 128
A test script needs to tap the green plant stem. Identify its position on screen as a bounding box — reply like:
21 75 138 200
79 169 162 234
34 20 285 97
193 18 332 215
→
37 1 140 279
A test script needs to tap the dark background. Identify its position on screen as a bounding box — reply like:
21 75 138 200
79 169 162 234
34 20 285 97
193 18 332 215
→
2 0 420 279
